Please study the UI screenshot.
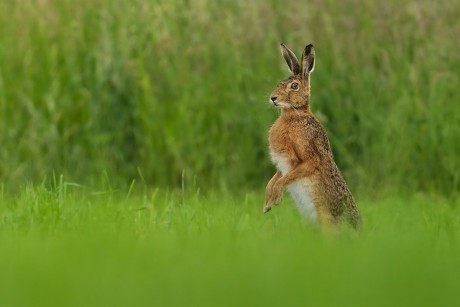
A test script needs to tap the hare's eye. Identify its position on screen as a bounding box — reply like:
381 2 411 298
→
291 82 299 89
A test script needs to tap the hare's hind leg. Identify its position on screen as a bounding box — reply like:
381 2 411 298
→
264 171 282 213
315 205 339 232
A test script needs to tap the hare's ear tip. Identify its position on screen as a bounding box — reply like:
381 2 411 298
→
279 43 287 53
306 44 314 50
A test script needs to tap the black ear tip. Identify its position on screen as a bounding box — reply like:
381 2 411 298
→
305 44 314 51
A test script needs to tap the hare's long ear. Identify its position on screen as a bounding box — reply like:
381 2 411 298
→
280 43 300 75
300 44 315 79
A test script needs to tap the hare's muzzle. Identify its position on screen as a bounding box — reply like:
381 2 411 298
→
270 96 279 106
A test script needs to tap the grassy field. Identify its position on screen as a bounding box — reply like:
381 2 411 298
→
1 1 459 306
1 182 459 307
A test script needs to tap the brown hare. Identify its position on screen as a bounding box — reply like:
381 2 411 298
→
264 43 361 229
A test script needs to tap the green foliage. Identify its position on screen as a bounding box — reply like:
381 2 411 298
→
1 184 459 306
0 0 459 194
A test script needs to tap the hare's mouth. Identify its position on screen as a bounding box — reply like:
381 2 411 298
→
268 98 281 107
268 97 287 108
272 101 287 108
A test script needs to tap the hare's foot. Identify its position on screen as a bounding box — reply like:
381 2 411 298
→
263 183 284 213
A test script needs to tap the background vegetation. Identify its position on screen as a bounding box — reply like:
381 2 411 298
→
1 0 459 195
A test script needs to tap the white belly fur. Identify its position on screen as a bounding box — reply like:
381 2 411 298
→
270 150 317 222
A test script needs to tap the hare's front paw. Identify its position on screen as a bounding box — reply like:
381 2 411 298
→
263 184 284 213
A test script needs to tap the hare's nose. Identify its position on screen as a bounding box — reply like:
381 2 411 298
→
270 96 278 102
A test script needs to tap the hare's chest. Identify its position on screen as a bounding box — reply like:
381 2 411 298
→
269 122 293 175
269 149 292 176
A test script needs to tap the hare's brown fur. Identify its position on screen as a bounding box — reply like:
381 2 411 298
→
264 43 361 229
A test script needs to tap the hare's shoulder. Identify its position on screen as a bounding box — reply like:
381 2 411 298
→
269 113 332 158
283 114 333 158
302 115 333 155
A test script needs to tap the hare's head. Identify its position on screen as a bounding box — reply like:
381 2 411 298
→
269 43 315 110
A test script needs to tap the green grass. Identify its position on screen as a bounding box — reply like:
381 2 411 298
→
0 0 459 194
1 183 459 307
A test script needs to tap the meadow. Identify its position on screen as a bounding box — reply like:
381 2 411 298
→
1 182 459 307
0 0 460 306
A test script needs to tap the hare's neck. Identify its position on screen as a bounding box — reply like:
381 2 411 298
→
281 106 311 118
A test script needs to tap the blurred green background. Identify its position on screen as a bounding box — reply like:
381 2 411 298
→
1 0 459 194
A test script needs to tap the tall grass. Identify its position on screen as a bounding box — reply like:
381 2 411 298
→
0 0 459 195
